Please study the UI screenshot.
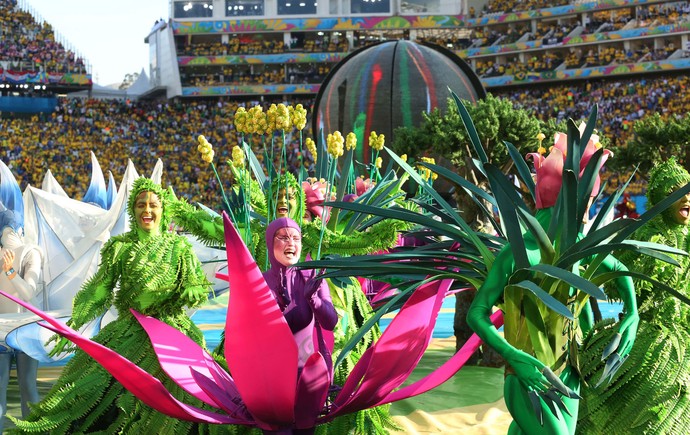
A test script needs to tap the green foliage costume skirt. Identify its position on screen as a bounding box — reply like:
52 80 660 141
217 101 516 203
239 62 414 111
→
578 318 690 434
10 312 209 435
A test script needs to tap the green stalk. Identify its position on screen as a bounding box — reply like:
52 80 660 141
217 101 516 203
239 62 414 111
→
316 156 336 260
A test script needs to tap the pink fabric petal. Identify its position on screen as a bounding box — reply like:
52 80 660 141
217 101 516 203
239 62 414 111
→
222 213 298 426
377 310 504 405
0 291 238 424
294 352 330 429
553 132 568 154
534 147 564 209
131 310 224 408
580 142 613 197
190 368 253 423
329 279 450 416
525 153 544 169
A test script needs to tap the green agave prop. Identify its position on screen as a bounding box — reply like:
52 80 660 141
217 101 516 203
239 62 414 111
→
305 91 690 388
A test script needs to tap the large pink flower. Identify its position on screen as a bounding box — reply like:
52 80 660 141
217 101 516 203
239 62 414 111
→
527 127 612 209
1 212 502 431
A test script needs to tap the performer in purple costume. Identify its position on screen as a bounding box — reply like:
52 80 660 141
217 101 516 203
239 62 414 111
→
263 217 338 372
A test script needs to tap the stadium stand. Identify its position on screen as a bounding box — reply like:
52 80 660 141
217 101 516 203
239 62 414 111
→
0 0 688 211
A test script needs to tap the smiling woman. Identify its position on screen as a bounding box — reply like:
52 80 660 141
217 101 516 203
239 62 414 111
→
8 177 213 434
263 218 337 375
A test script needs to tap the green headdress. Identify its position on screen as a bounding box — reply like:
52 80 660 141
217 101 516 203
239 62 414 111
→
647 157 690 207
127 177 174 233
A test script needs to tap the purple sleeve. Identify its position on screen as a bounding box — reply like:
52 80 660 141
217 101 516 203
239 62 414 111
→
309 280 338 331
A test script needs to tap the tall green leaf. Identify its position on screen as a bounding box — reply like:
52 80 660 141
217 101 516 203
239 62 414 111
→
505 140 536 200
507 280 574 320
450 89 488 163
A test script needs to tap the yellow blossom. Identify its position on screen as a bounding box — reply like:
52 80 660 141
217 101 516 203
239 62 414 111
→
290 104 307 130
400 154 407 162
305 137 317 163
275 103 291 131
538 146 547 155
536 132 546 142
197 135 214 162
201 150 215 163
233 107 247 134
327 131 345 158
266 104 278 133
375 156 382 168
418 156 438 181
369 131 385 151
346 132 357 151
231 146 245 168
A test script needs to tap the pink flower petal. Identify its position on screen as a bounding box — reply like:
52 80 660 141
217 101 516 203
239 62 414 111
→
222 213 298 426
0 291 238 424
534 147 564 209
131 310 224 408
294 352 330 429
330 278 450 416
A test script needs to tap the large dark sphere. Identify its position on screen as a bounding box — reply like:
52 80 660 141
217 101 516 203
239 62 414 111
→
313 40 485 167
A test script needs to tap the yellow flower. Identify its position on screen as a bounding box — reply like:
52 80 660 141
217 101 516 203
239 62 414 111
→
538 146 546 155
234 107 247 134
369 131 385 151
536 132 546 142
231 145 245 168
346 132 357 151
266 104 278 133
375 156 382 169
197 135 214 160
400 154 407 162
326 131 345 158
305 137 317 163
291 104 307 130
418 157 437 181
201 150 215 163
275 103 291 131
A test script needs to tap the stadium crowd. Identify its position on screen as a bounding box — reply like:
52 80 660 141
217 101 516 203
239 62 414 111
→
0 0 687 210
0 0 87 74
1 72 688 208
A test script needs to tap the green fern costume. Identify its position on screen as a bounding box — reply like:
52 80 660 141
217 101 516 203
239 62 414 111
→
10 178 211 434
578 158 690 434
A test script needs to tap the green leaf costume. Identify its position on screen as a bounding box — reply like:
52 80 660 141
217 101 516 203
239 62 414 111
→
10 178 212 434
578 158 690 434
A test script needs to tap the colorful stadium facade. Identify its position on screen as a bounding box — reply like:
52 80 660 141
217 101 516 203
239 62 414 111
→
146 0 690 99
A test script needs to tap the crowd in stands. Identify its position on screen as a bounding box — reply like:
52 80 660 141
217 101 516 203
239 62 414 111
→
0 0 87 74
474 0 569 16
0 96 315 209
178 32 351 57
2 73 689 209
181 63 331 87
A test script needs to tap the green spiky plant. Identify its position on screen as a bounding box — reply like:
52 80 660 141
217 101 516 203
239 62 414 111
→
305 91 690 424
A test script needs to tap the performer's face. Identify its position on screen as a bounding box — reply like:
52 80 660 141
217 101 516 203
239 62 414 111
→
273 227 302 266
276 187 297 218
669 190 690 225
134 191 163 234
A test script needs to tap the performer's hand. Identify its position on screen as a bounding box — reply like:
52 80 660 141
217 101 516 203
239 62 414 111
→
47 335 73 358
616 311 639 359
304 270 325 299
2 249 14 272
506 349 548 392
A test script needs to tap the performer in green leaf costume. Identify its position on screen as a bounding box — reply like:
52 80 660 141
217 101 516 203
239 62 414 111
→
10 178 212 434
578 157 690 434
467 125 640 435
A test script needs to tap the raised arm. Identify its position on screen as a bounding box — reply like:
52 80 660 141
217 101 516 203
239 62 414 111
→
596 254 639 359
467 247 549 390
5 247 42 301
